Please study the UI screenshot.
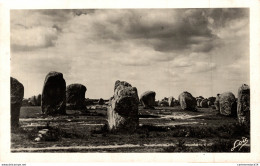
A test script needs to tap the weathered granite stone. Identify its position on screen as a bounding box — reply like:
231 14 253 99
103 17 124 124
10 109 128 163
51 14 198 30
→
140 91 156 109
66 84 86 110
197 98 202 107
207 100 213 106
107 80 139 132
36 94 41 106
237 84 250 126
168 96 175 107
42 71 66 115
178 91 196 111
200 99 209 108
11 77 24 128
219 92 236 116
214 94 220 111
208 97 216 104
159 99 169 107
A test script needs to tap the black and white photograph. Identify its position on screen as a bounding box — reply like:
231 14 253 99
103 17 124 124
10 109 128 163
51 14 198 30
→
1 0 260 163
9 8 251 153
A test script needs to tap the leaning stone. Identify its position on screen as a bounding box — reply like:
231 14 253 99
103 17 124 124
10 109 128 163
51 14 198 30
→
174 100 180 106
107 80 139 132
10 77 24 128
140 91 156 109
237 84 250 126
42 71 66 115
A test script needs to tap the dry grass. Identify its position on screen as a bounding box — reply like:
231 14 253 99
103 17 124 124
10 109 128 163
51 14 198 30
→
12 106 250 152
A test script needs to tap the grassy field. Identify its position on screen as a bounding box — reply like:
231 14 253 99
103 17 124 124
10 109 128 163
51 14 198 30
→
11 105 250 152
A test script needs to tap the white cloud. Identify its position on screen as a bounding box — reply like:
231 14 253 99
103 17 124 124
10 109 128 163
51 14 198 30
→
11 26 59 51
10 9 249 100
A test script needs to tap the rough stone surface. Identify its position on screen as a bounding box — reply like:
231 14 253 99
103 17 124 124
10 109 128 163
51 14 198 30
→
214 94 220 111
36 94 41 106
196 99 202 107
114 80 131 91
168 96 175 107
219 92 236 116
178 91 196 111
237 84 250 126
174 100 180 106
207 100 213 106
200 99 209 108
107 80 139 132
11 77 24 128
66 84 86 110
208 97 216 104
140 91 156 109
42 71 66 115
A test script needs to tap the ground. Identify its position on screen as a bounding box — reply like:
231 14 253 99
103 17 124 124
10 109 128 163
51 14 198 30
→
11 105 250 152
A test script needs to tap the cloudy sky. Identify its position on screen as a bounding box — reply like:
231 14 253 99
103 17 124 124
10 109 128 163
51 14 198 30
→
10 9 249 100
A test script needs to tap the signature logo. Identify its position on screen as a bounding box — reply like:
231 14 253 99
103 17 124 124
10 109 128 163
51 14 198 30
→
231 137 248 152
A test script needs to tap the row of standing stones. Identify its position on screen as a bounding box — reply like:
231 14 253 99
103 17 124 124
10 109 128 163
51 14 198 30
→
11 71 250 132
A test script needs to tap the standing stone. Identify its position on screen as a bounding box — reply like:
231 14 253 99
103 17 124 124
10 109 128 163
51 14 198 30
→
107 80 139 132
66 84 86 110
214 94 220 111
200 99 209 108
36 94 41 106
42 71 66 115
10 77 24 128
174 100 180 106
168 96 175 107
207 100 213 107
98 98 104 105
29 95 37 106
196 98 202 107
219 92 236 116
140 91 156 109
114 80 131 91
208 97 216 104
178 91 196 111
237 84 250 125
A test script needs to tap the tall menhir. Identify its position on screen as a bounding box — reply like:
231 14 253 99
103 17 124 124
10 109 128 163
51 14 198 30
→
10 77 24 128
107 80 139 132
41 71 66 115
